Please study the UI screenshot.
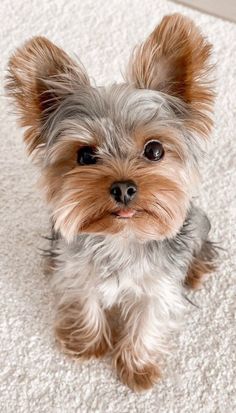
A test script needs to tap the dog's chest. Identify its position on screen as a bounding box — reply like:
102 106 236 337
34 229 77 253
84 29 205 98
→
56 233 186 311
89 236 170 308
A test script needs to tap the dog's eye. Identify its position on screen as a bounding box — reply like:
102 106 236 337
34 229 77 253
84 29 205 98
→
144 140 164 161
77 146 97 165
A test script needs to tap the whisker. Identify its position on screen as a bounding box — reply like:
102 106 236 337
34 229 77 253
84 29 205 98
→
54 201 80 214
154 198 174 220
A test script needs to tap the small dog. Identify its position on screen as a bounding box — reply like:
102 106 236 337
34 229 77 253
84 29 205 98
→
6 14 217 391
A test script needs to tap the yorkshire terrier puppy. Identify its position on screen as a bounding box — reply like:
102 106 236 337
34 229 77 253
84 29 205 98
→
6 14 217 391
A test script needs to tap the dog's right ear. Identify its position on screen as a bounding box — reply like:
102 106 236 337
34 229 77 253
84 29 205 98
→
6 37 90 155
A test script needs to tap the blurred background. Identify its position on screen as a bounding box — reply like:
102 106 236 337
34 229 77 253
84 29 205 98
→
174 0 236 22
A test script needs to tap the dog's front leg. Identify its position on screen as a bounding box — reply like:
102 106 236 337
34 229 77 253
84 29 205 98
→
55 289 112 360
113 295 163 391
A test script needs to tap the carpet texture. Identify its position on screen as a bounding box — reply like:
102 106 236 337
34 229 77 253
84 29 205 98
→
0 0 235 412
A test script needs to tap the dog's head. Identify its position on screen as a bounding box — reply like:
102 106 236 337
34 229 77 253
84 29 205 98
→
6 14 214 242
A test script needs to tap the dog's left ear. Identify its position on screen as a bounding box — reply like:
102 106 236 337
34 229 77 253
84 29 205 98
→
126 14 214 136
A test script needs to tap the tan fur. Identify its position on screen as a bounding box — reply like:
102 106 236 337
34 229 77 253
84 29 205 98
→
127 13 214 136
36 123 190 243
40 151 188 242
114 347 161 391
185 242 217 289
112 297 163 391
6 36 89 154
55 301 112 359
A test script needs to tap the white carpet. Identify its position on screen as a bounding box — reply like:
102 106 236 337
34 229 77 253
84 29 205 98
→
0 0 235 412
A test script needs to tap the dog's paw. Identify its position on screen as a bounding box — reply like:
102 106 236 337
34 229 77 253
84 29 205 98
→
113 349 160 391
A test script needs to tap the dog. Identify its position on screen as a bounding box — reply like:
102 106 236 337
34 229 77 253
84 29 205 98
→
6 13 217 391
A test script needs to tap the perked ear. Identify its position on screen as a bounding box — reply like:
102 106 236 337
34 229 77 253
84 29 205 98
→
6 37 89 154
127 14 214 135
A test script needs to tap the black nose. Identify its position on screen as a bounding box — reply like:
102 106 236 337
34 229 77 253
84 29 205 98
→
110 181 137 205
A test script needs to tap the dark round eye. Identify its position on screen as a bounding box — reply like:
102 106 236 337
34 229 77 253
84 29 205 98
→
77 146 97 165
144 140 164 161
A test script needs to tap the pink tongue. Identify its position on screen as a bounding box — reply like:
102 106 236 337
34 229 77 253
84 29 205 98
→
116 209 135 218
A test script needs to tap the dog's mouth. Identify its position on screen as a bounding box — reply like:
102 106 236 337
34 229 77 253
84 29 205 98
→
111 209 137 219
111 208 157 220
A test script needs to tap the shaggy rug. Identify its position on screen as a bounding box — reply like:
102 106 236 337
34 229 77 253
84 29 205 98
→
0 0 235 411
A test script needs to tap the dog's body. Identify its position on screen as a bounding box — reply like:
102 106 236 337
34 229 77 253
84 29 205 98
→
6 14 217 391
52 204 211 344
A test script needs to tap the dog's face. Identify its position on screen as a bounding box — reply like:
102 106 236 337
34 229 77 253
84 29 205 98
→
40 86 192 242
6 14 214 242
